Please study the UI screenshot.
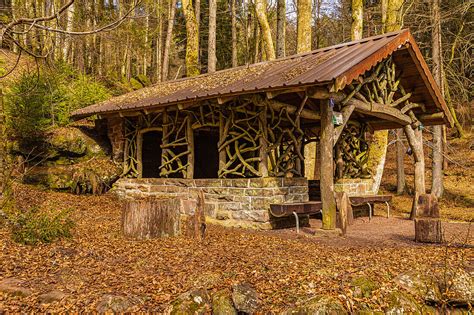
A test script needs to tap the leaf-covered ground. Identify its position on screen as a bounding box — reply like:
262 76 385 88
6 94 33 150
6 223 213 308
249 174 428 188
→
0 184 472 312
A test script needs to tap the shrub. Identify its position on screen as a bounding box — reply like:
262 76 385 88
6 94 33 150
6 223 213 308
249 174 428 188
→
9 207 74 245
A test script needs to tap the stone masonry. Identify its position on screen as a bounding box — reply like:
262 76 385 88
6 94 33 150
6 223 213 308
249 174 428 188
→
113 177 309 229
334 178 375 196
107 116 124 162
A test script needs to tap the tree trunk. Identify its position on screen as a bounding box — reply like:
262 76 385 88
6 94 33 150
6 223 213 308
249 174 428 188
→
162 0 177 80
182 0 200 76
430 0 444 198
194 0 201 68
62 1 75 61
254 0 275 60
415 218 442 243
208 0 217 73
320 100 337 230
231 0 238 67
296 0 311 53
385 0 403 32
335 192 352 235
396 128 406 194
276 0 285 58
404 125 426 196
122 198 181 239
0 89 6 196
351 0 363 40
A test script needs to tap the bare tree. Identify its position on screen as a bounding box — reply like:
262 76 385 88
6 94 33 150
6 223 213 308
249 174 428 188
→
296 0 311 53
208 0 217 72
276 0 285 58
162 0 178 80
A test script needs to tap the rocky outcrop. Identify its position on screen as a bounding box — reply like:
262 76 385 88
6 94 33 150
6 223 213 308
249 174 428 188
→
18 125 121 194
212 289 237 315
232 283 259 314
96 294 134 313
167 288 211 315
0 278 32 297
38 290 67 303
284 295 346 314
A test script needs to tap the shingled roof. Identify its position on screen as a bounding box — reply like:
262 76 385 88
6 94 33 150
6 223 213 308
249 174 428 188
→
72 29 453 127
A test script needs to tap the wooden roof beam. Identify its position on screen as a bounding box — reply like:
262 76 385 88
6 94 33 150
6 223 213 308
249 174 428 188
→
347 98 412 126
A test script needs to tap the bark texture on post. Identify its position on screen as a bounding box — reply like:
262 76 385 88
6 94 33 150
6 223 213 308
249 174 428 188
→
0 89 5 196
320 99 337 230
335 192 352 235
396 128 406 194
122 198 181 239
404 125 426 195
296 0 311 53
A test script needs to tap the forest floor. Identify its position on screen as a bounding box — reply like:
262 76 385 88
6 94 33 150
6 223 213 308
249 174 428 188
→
0 132 472 312
0 182 472 312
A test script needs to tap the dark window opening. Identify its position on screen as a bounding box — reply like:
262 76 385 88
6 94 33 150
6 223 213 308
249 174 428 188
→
194 129 219 178
141 131 163 178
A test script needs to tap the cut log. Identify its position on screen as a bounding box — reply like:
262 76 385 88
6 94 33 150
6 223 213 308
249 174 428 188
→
122 198 181 239
182 191 207 241
410 193 439 220
415 218 442 243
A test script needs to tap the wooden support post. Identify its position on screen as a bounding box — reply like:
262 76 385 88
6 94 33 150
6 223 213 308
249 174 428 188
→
259 106 269 177
320 99 337 230
333 103 355 143
186 113 194 179
404 124 426 195
218 112 226 177
160 110 169 177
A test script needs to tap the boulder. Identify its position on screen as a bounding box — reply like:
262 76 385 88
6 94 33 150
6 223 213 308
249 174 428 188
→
38 290 67 303
232 283 259 314
212 289 237 315
96 294 133 313
284 295 346 314
394 272 441 304
439 269 474 307
385 290 423 314
47 127 88 156
167 288 211 315
0 278 32 297
351 276 379 298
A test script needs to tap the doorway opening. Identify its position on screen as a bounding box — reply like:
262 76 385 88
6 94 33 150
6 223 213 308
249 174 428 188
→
141 131 162 178
194 129 219 178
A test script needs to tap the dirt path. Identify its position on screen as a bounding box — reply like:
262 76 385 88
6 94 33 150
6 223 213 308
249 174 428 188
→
267 216 473 248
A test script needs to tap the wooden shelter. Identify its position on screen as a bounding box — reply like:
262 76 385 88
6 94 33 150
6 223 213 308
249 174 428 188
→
73 29 453 230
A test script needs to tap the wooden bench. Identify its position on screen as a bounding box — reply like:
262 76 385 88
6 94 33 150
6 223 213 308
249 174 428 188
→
269 201 322 232
349 194 392 220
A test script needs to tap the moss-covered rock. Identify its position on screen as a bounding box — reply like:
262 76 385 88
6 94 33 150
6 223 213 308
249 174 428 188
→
385 290 423 314
232 283 259 314
24 158 121 194
46 127 107 158
284 295 346 314
212 289 237 315
394 272 441 304
168 288 211 315
351 276 379 298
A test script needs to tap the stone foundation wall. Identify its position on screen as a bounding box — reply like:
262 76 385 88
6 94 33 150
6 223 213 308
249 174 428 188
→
113 177 309 229
107 117 124 162
334 178 375 196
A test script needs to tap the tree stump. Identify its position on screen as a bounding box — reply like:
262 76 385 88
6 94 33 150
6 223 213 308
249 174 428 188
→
415 218 442 243
413 194 442 243
122 198 181 239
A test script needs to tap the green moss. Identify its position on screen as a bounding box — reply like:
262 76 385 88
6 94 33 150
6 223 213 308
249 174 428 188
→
351 276 380 298
367 130 388 175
